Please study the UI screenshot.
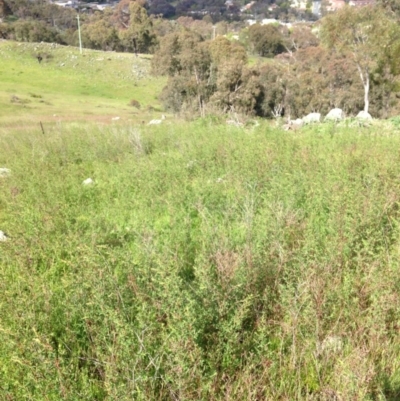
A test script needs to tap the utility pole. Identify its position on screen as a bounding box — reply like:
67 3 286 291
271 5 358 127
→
77 14 82 54
212 25 216 40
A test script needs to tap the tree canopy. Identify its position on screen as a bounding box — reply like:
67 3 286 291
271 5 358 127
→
320 5 400 113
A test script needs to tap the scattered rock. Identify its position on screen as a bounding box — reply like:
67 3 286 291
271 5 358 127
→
148 115 166 125
82 178 94 186
226 119 244 127
317 336 343 356
284 118 303 131
356 110 372 120
0 168 11 177
0 231 8 242
302 112 321 124
325 108 344 122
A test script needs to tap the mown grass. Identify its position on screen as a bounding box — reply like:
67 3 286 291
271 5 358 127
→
1 119 400 400
0 41 166 126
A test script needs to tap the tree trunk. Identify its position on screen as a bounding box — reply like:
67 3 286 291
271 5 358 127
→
356 62 370 113
364 73 369 113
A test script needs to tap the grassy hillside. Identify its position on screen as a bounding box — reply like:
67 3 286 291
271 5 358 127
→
1 119 400 399
0 40 166 127
2 41 400 400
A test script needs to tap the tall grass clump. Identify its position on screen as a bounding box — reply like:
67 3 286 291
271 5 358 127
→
1 120 400 400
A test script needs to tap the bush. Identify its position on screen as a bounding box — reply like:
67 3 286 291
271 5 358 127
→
129 99 141 109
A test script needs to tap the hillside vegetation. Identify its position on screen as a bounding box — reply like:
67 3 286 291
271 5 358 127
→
2 41 400 400
3 0 400 120
0 40 165 127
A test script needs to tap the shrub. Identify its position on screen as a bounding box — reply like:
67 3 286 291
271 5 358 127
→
129 99 141 109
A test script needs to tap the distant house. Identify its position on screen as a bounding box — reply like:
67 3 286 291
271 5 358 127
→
312 1 321 16
53 0 79 8
261 18 279 25
53 0 78 8
245 18 289 27
349 0 376 6
291 0 308 10
240 1 256 12
326 0 346 11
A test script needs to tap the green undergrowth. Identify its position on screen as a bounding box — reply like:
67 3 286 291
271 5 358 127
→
1 120 400 400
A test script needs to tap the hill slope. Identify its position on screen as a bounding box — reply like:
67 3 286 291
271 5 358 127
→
0 40 166 127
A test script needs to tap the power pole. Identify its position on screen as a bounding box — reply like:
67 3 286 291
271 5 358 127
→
212 25 216 40
77 14 82 54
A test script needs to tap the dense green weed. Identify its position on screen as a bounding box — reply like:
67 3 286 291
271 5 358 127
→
1 121 400 399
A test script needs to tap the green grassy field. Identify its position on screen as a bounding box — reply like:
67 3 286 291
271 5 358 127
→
0 40 166 127
2 41 400 400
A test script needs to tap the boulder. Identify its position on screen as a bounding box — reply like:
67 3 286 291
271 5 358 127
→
0 168 11 177
82 178 94 186
283 119 303 131
0 231 8 242
302 112 321 124
356 111 372 120
317 335 343 356
325 108 344 121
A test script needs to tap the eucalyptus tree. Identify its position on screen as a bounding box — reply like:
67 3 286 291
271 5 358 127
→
320 5 400 114
117 1 157 53
153 32 250 116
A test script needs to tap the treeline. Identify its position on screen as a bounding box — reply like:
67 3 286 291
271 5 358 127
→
0 0 156 50
2 0 400 119
0 0 236 51
0 0 310 22
153 5 400 119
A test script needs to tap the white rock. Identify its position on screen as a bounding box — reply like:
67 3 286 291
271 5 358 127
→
284 118 304 131
226 119 244 127
317 336 343 355
111 116 120 121
0 231 8 242
82 178 94 186
325 108 344 121
356 111 372 120
148 115 166 125
302 112 321 124
0 168 11 177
